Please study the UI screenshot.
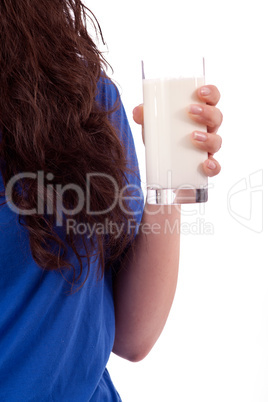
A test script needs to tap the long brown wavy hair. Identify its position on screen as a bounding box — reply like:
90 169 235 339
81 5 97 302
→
0 0 137 289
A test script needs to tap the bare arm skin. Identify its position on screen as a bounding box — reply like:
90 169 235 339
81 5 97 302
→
112 85 222 362
112 204 181 362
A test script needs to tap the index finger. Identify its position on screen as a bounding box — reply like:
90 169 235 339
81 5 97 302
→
197 85 221 106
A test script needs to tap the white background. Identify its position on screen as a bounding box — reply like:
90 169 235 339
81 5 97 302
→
87 1 267 401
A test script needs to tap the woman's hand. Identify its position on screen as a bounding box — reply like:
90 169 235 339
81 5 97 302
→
113 85 223 362
133 85 223 177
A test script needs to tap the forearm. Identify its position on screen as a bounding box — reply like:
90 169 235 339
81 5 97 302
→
112 203 181 362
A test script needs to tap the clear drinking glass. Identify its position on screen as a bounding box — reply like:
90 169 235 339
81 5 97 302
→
142 56 208 204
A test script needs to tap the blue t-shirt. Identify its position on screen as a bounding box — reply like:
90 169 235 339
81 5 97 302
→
0 76 144 401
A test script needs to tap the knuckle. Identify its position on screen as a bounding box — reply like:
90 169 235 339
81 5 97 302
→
219 110 223 124
211 85 221 103
208 107 223 128
207 108 216 127
207 143 217 154
207 134 222 154
218 135 223 150
215 164 222 176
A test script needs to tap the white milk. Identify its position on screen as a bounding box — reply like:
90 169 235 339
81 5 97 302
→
143 77 208 190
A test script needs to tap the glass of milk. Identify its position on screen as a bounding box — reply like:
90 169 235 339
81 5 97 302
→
142 56 208 204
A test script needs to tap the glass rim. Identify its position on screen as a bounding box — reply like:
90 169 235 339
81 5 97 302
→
141 57 206 80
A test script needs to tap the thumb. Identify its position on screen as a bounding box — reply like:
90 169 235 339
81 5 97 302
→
132 104 144 126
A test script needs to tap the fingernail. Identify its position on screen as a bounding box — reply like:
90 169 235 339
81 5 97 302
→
200 86 211 96
207 160 217 170
189 105 203 115
192 131 207 142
